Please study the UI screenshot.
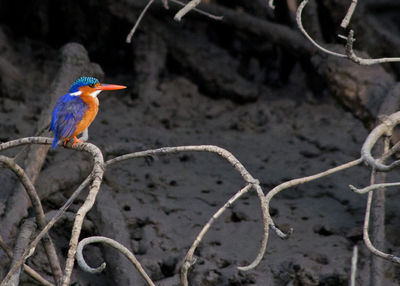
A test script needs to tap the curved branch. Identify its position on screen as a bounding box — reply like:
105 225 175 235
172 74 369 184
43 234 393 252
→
350 181 400 194
76 236 155 286
0 137 101 286
345 30 400 65
238 157 363 271
180 184 253 286
361 111 400 171
0 155 62 284
296 0 347 58
61 146 104 286
363 188 400 264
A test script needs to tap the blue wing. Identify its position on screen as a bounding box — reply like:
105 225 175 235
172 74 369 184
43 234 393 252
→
50 94 88 148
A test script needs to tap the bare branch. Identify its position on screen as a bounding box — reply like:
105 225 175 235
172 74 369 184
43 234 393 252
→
361 111 400 171
363 174 400 264
61 148 104 286
349 245 358 286
126 0 155 43
174 0 201 21
180 184 253 286
340 0 358 29
76 236 155 286
0 155 62 284
170 0 223 20
296 0 347 58
238 157 363 271
106 145 259 184
350 182 400 194
7 219 36 286
345 30 400 65
0 137 101 286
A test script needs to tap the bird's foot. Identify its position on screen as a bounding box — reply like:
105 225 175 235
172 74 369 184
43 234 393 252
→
72 136 83 146
62 136 83 147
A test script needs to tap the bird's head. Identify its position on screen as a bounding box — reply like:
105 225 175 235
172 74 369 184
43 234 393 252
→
69 77 126 97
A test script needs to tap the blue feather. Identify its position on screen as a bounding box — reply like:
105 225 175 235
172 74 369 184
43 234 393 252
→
69 77 99 93
50 94 88 148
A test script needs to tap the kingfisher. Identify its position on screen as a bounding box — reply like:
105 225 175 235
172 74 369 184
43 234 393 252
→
50 76 126 148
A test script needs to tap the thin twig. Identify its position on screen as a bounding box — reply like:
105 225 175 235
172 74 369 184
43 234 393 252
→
180 184 253 286
363 172 400 264
61 147 104 286
126 0 155 43
170 0 223 20
238 157 363 271
345 30 400 65
340 0 358 29
349 245 358 286
296 0 347 58
76 236 155 286
349 181 400 194
174 0 201 21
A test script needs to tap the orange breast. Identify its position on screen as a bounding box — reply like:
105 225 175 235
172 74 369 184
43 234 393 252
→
72 95 99 137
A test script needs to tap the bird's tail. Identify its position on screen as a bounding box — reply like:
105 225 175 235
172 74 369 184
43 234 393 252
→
52 136 59 149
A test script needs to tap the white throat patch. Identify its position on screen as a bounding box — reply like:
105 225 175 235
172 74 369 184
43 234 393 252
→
90 90 102 98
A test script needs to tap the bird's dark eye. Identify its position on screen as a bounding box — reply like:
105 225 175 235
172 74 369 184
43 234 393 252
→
88 83 95 88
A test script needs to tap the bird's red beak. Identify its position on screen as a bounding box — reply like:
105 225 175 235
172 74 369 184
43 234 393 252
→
96 84 127 91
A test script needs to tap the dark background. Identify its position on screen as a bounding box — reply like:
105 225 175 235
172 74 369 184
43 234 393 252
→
0 0 400 285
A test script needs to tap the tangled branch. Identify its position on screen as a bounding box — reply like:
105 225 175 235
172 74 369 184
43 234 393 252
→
297 0 400 65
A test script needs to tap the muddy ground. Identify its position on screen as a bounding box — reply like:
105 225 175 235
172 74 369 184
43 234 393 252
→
0 0 400 285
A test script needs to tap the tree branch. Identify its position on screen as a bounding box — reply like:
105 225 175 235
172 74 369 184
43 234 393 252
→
76 236 155 286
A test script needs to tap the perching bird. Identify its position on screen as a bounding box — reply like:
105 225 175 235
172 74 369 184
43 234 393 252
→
50 76 126 148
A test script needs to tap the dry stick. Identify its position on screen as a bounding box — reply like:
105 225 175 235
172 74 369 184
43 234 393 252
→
0 235 54 286
174 0 201 21
126 0 155 43
0 137 99 286
169 0 223 20
61 145 104 286
0 156 61 285
180 184 253 286
297 0 347 58
349 245 358 286
340 0 358 29
361 111 400 171
363 171 400 264
76 236 155 286
238 157 363 271
350 182 400 194
345 30 400 65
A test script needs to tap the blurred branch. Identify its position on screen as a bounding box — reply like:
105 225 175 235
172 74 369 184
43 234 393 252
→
174 0 201 21
341 0 358 29
350 245 358 286
0 233 55 286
